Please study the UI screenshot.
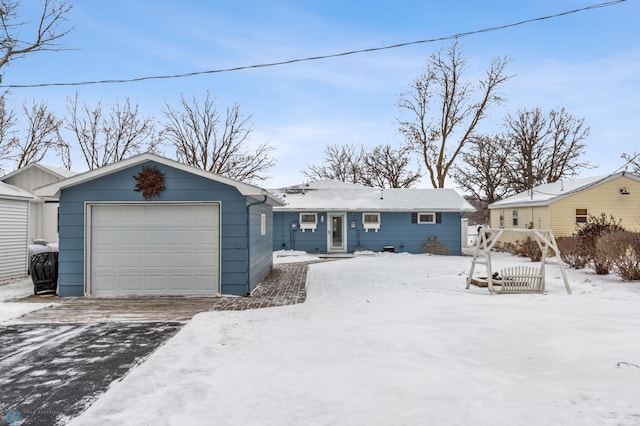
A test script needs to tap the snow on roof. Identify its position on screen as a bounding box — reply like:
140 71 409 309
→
489 172 640 208
0 181 34 200
0 162 78 181
272 181 475 212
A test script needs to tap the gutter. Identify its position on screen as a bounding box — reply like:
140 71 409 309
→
245 195 268 296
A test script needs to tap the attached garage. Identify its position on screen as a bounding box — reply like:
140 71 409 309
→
34 153 283 297
88 203 220 296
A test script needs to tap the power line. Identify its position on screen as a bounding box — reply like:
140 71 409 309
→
0 0 626 89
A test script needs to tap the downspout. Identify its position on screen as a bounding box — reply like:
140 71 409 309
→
246 195 268 296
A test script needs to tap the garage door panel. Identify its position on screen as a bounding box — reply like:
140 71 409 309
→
170 252 195 268
118 229 145 245
194 251 217 264
167 229 194 244
144 275 166 291
171 276 197 290
90 204 220 296
93 229 119 245
194 275 217 290
92 251 117 268
119 252 142 268
195 230 217 244
144 252 168 268
144 229 167 245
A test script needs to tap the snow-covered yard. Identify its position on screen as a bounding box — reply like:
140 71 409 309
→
0 278 55 323
3 251 640 425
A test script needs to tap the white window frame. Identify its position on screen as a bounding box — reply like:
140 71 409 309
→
417 212 436 224
512 209 518 226
260 213 266 236
362 212 381 232
299 212 318 232
499 210 505 228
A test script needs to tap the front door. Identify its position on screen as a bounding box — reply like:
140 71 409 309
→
328 212 347 253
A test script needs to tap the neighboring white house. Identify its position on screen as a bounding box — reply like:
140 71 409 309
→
1 163 77 243
0 181 34 281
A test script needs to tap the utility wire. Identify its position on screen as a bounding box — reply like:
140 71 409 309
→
0 0 626 89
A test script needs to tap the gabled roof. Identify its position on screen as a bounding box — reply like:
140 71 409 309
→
271 180 475 212
0 181 34 200
1 162 77 181
489 172 640 209
33 153 284 206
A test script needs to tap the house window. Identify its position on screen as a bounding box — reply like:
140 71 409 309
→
499 210 505 228
299 213 318 232
575 208 588 224
260 213 266 236
362 212 380 232
512 210 518 226
417 212 436 224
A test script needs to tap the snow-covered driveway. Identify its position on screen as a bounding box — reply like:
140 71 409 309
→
69 252 640 425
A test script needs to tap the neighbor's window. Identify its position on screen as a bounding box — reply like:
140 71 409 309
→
299 213 318 232
575 208 588 224
260 213 266 236
417 212 436 224
512 209 518 226
499 210 505 228
362 212 381 232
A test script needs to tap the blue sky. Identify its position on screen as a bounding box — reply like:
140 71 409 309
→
3 0 638 188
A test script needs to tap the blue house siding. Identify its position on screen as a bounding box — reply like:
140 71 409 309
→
273 211 462 255
248 202 273 293
273 211 328 253
57 160 270 297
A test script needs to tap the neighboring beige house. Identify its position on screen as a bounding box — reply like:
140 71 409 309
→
488 172 640 240
1 163 77 243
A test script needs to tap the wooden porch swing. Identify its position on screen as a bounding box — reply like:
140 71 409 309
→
466 227 572 295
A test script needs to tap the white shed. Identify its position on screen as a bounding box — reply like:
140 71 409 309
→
0 181 34 281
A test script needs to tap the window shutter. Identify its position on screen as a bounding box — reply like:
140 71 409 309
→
411 212 417 223
436 212 442 223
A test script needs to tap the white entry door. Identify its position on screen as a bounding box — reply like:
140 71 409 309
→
327 212 347 253
88 203 220 296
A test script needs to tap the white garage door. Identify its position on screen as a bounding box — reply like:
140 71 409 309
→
89 203 220 296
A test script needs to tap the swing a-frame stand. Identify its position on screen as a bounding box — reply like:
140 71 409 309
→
466 227 572 295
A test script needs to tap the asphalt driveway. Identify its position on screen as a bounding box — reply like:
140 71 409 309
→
0 322 181 425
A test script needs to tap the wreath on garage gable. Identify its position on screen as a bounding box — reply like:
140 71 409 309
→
133 165 166 200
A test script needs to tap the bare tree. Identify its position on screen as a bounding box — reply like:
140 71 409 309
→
162 92 275 182
65 93 157 169
54 128 71 169
398 41 511 188
621 151 640 174
453 134 512 205
303 143 365 184
362 144 421 188
12 100 63 168
0 0 73 77
0 94 16 173
504 107 590 193
303 143 421 188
